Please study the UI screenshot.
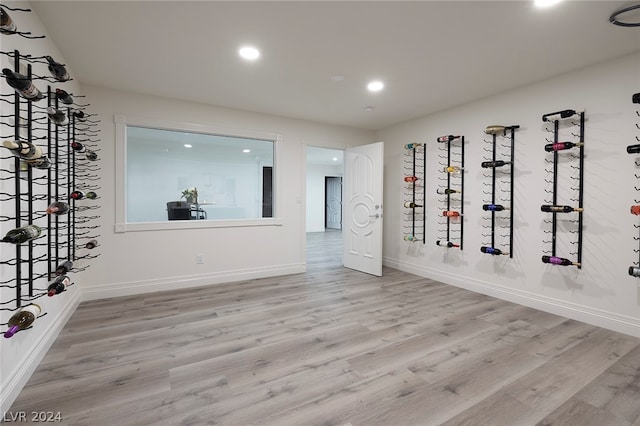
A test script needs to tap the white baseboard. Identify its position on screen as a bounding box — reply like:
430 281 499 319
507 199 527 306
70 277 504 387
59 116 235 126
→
383 256 640 339
0 290 81 415
81 263 306 301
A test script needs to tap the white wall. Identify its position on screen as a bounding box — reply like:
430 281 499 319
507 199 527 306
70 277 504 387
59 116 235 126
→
0 1 82 414
378 52 640 338
306 163 343 233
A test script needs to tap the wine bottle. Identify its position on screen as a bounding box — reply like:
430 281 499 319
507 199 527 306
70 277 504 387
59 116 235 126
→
47 275 70 297
542 255 580 267
86 150 98 161
437 135 460 143
1 68 44 101
47 107 68 126
0 6 16 33
540 205 583 213
436 188 461 195
55 260 73 275
404 235 420 242
46 201 70 215
628 266 640 277
626 144 640 154
443 166 463 173
481 160 510 168
71 141 86 152
480 246 506 255
3 304 41 338
544 142 583 152
45 56 70 82
85 239 98 249
631 205 640 215
404 176 418 182
85 191 98 199
436 240 459 248
632 92 639 104
482 204 508 211
484 125 505 135
442 210 461 217
28 156 52 170
404 202 422 208
542 109 577 122
3 140 44 161
55 88 73 105
70 190 84 200
404 143 422 150
1 225 42 244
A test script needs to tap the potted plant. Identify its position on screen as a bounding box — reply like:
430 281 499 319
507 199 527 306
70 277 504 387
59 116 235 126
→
181 187 198 204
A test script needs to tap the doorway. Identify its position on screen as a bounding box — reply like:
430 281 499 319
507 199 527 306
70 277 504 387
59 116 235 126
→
325 176 342 230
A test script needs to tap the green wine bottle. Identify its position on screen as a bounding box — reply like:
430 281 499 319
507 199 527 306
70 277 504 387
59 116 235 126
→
1 225 42 244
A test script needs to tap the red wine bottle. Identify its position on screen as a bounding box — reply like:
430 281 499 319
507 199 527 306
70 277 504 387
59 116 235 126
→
404 202 422 208
542 255 580 267
631 205 640 215
541 205 583 213
55 88 73 104
481 160 510 168
437 188 461 195
1 225 41 244
544 142 583 152
47 107 68 126
47 275 70 297
73 110 85 121
404 176 418 182
484 125 505 135
629 266 640 277
627 144 640 154
437 135 460 143
70 190 84 200
632 92 639 104
85 239 98 249
542 109 577 122
86 150 98 161
442 210 461 217
436 240 459 248
480 246 506 255
482 204 508 211
3 304 41 338
46 201 70 215
2 68 44 101
71 141 86 152
45 56 70 82
55 260 73 275
0 6 16 33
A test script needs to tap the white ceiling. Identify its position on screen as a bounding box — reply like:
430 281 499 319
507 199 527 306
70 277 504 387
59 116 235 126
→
30 1 640 131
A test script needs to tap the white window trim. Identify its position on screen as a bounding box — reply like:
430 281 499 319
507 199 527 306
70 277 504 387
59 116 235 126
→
114 114 283 233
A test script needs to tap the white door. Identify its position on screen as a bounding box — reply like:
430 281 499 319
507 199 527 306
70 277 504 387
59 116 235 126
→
343 142 384 276
326 177 342 229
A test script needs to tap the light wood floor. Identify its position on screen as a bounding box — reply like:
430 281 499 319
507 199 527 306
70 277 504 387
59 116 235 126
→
8 230 640 425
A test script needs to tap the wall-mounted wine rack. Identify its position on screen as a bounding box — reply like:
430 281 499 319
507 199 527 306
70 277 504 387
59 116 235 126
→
402 142 425 244
0 5 101 337
436 134 464 250
628 92 640 278
541 109 584 269
480 125 518 258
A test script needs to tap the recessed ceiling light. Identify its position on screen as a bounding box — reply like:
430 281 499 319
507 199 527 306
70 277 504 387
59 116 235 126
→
239 46 260 61
243 149 251 153
184 144 192 148
332 157 338 161
367 81 384 92
534 0 562 8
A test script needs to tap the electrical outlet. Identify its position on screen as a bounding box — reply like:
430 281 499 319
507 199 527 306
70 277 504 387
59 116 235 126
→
196 254 204 264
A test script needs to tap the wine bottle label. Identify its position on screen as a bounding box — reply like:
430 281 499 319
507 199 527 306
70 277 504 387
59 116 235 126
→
20 304 41 318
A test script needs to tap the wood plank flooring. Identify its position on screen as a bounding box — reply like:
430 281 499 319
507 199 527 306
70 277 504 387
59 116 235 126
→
7 230 640 425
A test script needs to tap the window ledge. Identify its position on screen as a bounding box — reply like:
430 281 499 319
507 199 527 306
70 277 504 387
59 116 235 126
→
115 218 283 233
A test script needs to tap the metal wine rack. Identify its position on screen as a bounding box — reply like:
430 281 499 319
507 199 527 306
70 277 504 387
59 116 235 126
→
0 6 101 331
436 134 464 250
402 143 425 244
480 125 518 258
628 92 640 278
541 109 585 269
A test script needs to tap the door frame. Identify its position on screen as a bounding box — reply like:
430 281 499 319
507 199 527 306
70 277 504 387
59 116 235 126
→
324 176 342 229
